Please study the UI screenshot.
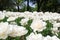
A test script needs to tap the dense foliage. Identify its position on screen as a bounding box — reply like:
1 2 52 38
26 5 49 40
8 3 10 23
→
0 0 60 12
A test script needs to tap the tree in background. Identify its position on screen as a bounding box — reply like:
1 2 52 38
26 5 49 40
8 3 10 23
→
0 0 9 11
0 0 60 12
36 0 60 13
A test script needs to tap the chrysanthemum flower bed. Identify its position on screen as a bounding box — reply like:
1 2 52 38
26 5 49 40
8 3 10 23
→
0 11 60 40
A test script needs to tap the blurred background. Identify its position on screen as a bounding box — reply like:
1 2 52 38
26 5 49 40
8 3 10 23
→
0 0 60 13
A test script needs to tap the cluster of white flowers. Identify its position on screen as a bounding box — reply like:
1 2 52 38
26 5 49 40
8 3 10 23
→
0 11 60 40
0 22 28 39
26 33 60 40
26 32 60 40
0 22 9 39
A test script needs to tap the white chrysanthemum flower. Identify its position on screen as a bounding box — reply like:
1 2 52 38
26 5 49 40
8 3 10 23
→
52 36 60 40
41 15 49 21
24 11 30 14
5 12 20 17
0 22 9 39
9 25 28 37
44 12 50 14
9 22 17 25
53 23 60 27
25 14 35 19
20 18 29 25
49 20 57 24
52 27 59 34
51 24 58 36
7 17 17 21
51 23 60 35
0 13 5 20
30 19 46 32
43 35 52 40
18 13 26 17
5 12 16 17
26 32 44 40
3 10 6 13
38 12 44 16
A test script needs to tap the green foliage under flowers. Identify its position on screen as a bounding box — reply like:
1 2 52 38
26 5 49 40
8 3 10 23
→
0 17 8 22
15 17 24 26
6 36 20 40
57 32 60 39
24 19 33 36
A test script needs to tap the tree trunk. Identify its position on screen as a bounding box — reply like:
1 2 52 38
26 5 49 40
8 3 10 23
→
17 0 20 12
27 0 29 11
17 5 19 12
36 0 40 12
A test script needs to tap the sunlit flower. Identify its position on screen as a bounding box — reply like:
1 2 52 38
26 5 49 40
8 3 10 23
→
51 23 60 35
52 36 60 40
53 23 60 27
7 17 17 21
30 19 46 32
9 25 28 37
0 13 5 20
26 32 44 40
0 22 9 39
43 35 52 40
20 18 29 26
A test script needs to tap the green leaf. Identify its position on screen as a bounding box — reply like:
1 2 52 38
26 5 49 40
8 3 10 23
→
24 19 33 36
15 17 24 26
57 32 60 39
0 17 8 22
41 29 53 36
46 20 53 29
3 17 8 22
